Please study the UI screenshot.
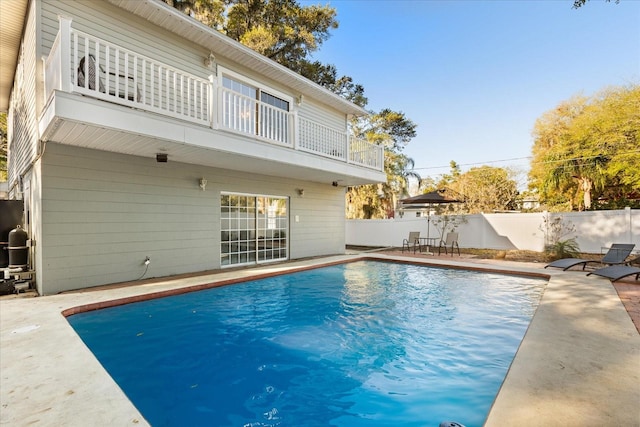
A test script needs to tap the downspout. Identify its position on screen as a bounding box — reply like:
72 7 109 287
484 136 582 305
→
16 139 46 193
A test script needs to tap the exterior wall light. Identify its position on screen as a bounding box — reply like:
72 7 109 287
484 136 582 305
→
204 53 216 71
297 188 304 196
199 178 207 191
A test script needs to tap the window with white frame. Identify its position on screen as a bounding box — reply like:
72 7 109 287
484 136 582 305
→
220 73 291 145
220 193 288 267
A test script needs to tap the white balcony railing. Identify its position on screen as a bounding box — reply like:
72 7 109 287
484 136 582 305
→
43 17 383 172
298 119 384 169
71 29 211 126
219 87 292 146
349 137 384 170
298 117 347 160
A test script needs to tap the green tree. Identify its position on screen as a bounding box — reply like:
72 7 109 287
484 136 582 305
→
163 0 367 106
298 62 368 107
346 109 418 219
226 0 337 72
529 96 588 210
163 0 225 28
345 152 420 219
529 85 640 210
346 185 384 219
449 166 519 214
163 0 337 73
436 161 462 190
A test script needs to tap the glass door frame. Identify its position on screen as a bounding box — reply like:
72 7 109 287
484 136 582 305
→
220 192 289 268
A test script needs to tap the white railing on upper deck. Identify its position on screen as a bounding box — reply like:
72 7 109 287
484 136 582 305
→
219 87 292 146
297 118 383 170
44 30 63 98
349 137 384 170
69 29 211 126
298 117 347 160
42 17 384 173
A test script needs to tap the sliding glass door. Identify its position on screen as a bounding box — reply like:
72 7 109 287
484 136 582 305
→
221 193 288 267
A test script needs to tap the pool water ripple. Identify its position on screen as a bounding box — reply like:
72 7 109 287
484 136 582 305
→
68 261 545 427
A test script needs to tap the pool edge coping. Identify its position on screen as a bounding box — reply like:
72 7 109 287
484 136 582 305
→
61 255 551 318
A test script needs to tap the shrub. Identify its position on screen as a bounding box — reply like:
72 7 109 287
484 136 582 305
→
545 238 581 261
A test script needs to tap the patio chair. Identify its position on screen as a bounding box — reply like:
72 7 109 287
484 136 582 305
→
77 54 105 93
544 243 635 271
402 231 420 253
77 54 140 102
438 232 460 256
587 265 640 282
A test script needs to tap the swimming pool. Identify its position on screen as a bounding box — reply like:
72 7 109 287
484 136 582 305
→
68 260 546 427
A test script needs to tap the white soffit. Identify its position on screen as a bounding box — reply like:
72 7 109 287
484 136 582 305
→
106 0 367 117
0 0 29 112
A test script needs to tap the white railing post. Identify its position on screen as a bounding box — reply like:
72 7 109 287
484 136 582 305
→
217 85 224 131
209 75 216 129
58 15 73 92
292 109 299 149
625 206 632 244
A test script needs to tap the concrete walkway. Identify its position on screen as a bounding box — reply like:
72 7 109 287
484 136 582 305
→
484 271 640 426
1 254 638 426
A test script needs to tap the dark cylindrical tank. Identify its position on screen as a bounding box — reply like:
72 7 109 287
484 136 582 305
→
8 225 28 269
0 200 24 268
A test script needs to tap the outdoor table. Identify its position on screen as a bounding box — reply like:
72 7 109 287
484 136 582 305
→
418 237 438 254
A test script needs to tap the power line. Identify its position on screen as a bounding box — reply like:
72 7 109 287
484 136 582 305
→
413 156 530 171
412 149 640 172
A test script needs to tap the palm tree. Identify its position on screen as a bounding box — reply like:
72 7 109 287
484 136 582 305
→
545 154 608 210
383 152 421 213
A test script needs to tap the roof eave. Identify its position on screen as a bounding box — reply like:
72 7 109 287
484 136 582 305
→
0 0 29 112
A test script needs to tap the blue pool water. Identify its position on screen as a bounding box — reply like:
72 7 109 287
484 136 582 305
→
68 261 545 427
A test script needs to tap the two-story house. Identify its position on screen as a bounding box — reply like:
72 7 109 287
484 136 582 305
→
1 0 385 295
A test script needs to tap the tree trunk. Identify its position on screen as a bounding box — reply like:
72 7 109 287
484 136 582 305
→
579 177 593 210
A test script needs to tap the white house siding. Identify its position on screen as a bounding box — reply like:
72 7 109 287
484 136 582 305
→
39 0 348 135
40 0 209 80
298 98 347 131
7 1 39 196
289 187 346 258
38 143 346 295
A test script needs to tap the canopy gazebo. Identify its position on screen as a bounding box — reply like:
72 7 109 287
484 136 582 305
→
398 188 464 253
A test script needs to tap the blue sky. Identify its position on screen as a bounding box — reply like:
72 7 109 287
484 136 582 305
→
305 0 640 189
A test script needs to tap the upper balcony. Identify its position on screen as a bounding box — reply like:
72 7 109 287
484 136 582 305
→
39 18 385 186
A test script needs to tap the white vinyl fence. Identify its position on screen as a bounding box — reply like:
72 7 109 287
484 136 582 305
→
346 208 640 254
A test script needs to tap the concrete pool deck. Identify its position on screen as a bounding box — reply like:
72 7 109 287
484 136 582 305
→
1 254 639 426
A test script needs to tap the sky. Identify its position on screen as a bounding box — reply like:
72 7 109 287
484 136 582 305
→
304 0 640 190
